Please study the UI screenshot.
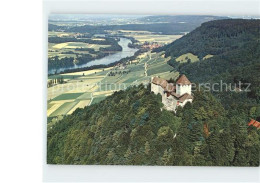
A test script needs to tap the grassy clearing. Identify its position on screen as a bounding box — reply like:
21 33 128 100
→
203 54 214 60
157 71 179 80
176 53 199 63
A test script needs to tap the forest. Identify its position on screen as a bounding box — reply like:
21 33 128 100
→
47 85 260 165
160 19 260 110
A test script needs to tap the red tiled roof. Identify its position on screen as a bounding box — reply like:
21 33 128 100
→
179 93 193 103
165 83 175 92
170 92 180 98
248 119 260 129
248 119 255 126
152 77 168 88
176 75 191 85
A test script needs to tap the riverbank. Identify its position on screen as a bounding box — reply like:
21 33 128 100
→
48 38 138 74
48 48 145 76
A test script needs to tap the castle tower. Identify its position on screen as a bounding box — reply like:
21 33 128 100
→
176 75 192 96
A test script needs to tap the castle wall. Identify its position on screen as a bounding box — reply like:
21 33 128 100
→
179 98 193 107
162 95 178 111
151 83 164 96
177 84 191 96
151 83 159 95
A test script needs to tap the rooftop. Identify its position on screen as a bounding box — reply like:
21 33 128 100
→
176 75 191 85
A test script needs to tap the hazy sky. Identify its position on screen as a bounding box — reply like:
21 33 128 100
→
45 0 260 17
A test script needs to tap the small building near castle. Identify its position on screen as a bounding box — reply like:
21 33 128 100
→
151 74 193 111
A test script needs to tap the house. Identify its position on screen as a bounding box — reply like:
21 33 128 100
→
151 74 193 111
248 119 260 129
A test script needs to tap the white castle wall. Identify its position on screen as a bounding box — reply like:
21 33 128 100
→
162 95 178 111
176 84 191 96
151 83 164 96
179 98 193 107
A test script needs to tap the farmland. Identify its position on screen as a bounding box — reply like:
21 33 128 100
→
48 38 110 59
47 51 178 127
47 22 183 127
118 30 183 44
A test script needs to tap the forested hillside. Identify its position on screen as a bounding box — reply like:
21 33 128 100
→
158 19 260 109
48 85 260 166
159 19 260 83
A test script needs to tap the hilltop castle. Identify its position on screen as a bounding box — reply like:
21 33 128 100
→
151 75 193 111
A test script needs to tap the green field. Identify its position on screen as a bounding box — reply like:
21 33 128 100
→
49 101 79 117
91 96 107 105
76 92 92 100
52 93 84 101
176 53 199 63
48 32 111 59
119 30 182 44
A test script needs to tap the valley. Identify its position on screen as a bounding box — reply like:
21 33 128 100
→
48 50 178 127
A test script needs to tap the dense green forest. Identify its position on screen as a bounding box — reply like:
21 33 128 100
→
158 19 260 108
48 56 74 71
47 19 260 166
156 19 259 58
47 85 260 165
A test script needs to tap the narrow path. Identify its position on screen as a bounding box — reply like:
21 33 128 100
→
88 92 94 106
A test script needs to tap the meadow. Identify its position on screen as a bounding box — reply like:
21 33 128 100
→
48 40 110 59
119 30 182 44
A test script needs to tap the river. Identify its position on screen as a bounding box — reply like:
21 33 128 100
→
48 38 138 74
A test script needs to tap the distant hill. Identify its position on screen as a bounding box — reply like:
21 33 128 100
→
156 19 260 86
138 15 227 24
48 15 228 35
162 19 260 59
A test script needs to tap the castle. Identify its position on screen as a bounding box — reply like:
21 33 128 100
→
151 75 193 111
